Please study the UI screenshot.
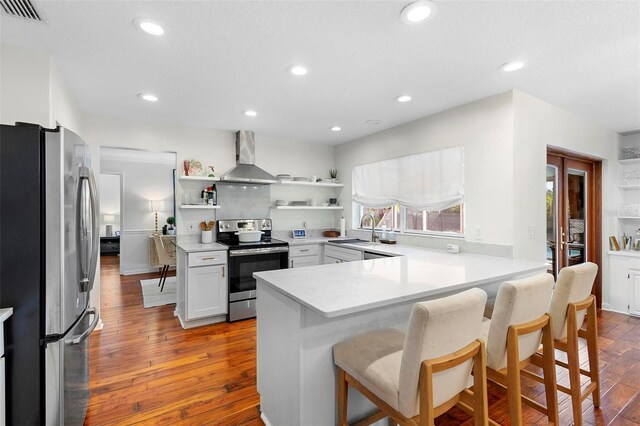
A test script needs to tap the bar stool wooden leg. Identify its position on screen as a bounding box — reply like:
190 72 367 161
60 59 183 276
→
336 367 348 426
541 321 559 425
566 305 583 426
586 301 601 408
506 327 524 426
473 340 489 426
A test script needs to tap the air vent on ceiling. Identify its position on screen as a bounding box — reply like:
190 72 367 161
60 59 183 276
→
1 0 45 22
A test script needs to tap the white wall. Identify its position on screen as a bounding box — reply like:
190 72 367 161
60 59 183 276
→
0 43 50 127
335 92 515 247
512 91 618 305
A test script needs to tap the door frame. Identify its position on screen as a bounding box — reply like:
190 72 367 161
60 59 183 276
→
547 147 602 309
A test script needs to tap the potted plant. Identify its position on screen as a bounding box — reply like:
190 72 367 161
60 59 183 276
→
166 216 176 235
329 168 338 183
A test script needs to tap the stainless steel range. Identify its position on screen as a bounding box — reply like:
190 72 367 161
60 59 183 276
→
216 219 289 321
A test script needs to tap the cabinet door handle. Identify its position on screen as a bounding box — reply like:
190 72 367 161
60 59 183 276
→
201 257 217 260
222 266 225 278
300 249 310 252
290 259 294 268
560 226 566 249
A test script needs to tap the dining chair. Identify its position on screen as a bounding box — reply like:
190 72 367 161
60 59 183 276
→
333 288 489 426
527 262 599 425
480 273 559 425
153 234 176 292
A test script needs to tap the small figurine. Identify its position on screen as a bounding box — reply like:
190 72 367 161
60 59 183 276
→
207 166 215 178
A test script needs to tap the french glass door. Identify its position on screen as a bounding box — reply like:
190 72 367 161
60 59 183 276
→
546 153 596 278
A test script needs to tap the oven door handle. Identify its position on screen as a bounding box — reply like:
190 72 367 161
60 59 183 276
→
229 247 289 257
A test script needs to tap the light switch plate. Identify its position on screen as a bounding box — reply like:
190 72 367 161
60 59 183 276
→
447 244 460 254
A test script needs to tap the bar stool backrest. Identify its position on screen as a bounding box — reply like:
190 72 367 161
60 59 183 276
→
398 288 487 418
548 262 598 341
486 273 554 370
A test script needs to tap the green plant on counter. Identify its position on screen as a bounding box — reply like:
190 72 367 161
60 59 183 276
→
166 216 176 227
329 169 338 179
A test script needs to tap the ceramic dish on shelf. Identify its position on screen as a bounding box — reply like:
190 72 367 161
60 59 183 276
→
293 177 310 182
320 178 333 183
277 174 293 181
275 200 289 206
291 200 308 206
320 203 330 207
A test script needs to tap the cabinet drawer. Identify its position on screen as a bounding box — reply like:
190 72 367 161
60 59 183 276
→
290 244 319 258
629 258 640 271
188 251 227 267
325 245 363 262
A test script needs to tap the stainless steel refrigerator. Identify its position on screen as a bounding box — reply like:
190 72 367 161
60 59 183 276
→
0 123 100 425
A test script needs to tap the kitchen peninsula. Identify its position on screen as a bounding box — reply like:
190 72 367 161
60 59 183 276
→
254 246 547 425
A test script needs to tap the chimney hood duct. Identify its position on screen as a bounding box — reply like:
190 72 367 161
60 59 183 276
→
220 131 279 184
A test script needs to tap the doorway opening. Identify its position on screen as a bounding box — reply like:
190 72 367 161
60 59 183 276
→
99 172 123 265
546 148 602 308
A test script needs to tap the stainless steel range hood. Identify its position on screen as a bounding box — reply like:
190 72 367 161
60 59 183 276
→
220 131 279 184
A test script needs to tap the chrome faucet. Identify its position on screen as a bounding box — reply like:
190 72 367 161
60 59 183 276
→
360 214 379 243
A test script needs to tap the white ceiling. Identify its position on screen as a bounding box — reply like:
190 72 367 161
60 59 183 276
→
1 1 639 144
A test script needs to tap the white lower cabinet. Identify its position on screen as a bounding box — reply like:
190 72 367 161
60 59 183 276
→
187 265 227 319
324 245 363 264
185 252 228 321
608 252 640 316
289 244 321 269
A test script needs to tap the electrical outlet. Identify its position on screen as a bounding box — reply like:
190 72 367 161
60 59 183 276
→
184 221 196 232
528 225 536 239
474 226 483 241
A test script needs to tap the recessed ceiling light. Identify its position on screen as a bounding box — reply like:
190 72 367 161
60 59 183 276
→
289 65 308 76
244 110 257 117
501 61 524 72
331 126 342 132
395 95 412 103
400 1 438 24
366 119 381 125
132 18 164 36
138 93 158 102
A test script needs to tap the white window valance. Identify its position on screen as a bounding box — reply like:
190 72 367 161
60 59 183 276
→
352 146 464 211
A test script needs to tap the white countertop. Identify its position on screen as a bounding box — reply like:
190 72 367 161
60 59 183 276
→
0 307 13 323
255 248 547 318
608 250 640 258
177 242 229 252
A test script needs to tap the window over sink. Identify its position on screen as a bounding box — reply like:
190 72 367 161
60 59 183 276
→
353 146 464 237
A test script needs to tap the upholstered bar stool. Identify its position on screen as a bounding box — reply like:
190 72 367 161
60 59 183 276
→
153 234 176 292
527 262 599 426
480 273 559 425
333 288 489 426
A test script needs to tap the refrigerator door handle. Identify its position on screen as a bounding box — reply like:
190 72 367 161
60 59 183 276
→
65 308 99 346
77 166 99 293
87 170 99 292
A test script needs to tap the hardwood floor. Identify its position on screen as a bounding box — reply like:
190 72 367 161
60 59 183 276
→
87 256 640 425
85 256 262 425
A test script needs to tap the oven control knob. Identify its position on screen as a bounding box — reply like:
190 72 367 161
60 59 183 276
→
224 224 230 229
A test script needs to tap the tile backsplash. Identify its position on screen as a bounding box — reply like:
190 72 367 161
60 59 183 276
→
217 183 270 219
